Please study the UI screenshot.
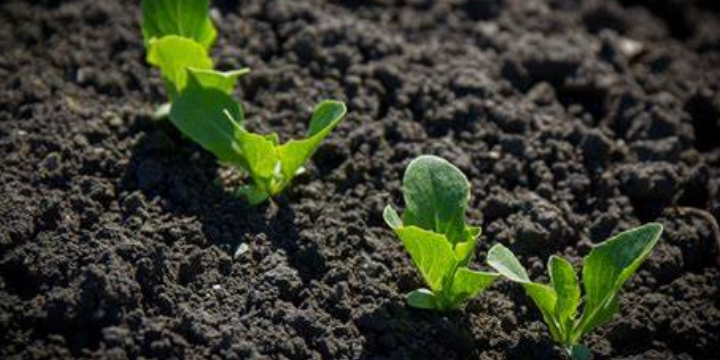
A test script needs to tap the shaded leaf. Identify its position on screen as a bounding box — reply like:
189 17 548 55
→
406 288 438 310
568 344 594 360
235 184 271 206
402 155 470 244
168 82 244 164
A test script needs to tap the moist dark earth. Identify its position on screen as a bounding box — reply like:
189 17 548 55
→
1 0 720 359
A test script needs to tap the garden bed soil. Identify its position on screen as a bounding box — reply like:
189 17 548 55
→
2 0 720 359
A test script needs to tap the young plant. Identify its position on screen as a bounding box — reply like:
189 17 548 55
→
384 155 498 311
142 0 248 116
141 0 345 204
169 75 346 205
486 223 663 359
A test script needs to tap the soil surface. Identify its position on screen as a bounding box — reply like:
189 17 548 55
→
2 0 720 359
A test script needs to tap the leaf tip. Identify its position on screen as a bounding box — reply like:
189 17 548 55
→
383 205 403 229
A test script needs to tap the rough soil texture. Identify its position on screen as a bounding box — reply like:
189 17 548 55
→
2 0 720 359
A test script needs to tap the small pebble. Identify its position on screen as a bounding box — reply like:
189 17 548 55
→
234 243 250 258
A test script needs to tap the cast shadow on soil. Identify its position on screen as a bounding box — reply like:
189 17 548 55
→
119 120 317 280
356 288 562 360
355 300 482 360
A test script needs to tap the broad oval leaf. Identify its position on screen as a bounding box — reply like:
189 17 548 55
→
147 36 213 99
168 82 244 165
402 155 470 244
394 226 457 293
142 0 217 50
579 223 663 338
276 100 346 185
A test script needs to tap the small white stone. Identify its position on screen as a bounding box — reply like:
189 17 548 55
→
618 37 643 58
234 243 250 258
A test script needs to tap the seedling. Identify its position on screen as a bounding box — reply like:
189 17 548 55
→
486 223 663 359
384 155 498 311
141 0 345 204
142 0 248 116
169 75 346 205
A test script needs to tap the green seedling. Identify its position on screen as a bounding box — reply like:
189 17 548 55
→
169 75 346 205
487 223 663 360
142 0 248 117
384 155 498 311
141 0 344 204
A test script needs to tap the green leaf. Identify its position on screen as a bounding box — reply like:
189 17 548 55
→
393 226 457 294
486 244 531 283
264 133 280 146
454 226 481 266
236 130 279 192
147 35 213 99
406 288 438 310
446 268 497 308
168 81 244 165
578 223 663 338
549 255 580 335
578 296 619 340
235 184 271 206
383 205 403 229
276 100 347 187
402 155 471 244
568 344 594 360
525 282 562 341
187 67 250 95
142 0 217 50
487 244 562 341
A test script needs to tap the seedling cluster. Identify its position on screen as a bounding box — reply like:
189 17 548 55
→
385 156 663 360
142 0 346 204
140 1 665 359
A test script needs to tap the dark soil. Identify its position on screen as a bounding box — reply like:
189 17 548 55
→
2 0 720 359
